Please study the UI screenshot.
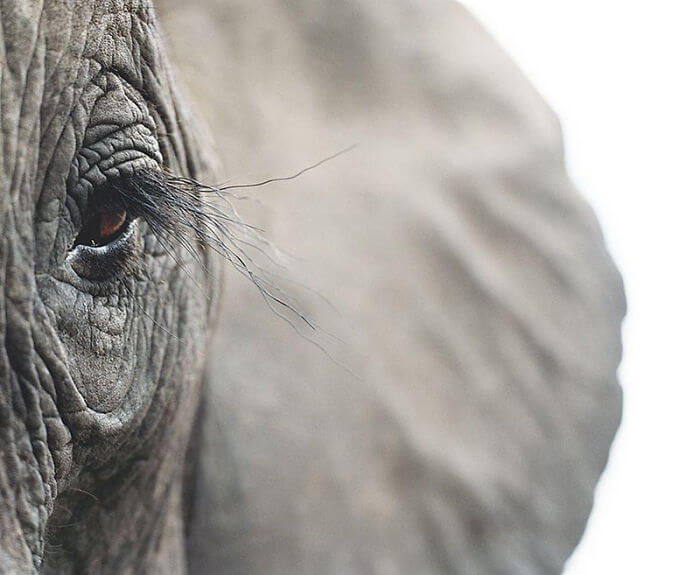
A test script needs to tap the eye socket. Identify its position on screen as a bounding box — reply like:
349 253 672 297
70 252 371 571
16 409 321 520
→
66 188 138 283
73 198 129 249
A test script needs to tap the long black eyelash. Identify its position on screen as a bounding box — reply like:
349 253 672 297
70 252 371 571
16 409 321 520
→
110 169 316 332
111 152 361 379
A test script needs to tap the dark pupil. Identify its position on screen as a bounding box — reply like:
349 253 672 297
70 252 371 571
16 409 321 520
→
74 197 128 248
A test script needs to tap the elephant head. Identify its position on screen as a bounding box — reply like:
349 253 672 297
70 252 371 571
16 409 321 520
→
0 2 219 572
0 1 625 574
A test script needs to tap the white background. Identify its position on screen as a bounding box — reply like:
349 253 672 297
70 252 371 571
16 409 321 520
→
459 1 700 573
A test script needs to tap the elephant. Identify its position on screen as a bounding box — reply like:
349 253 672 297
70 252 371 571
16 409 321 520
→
0 1 624 574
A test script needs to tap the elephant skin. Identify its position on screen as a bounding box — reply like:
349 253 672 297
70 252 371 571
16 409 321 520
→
0 1 624 574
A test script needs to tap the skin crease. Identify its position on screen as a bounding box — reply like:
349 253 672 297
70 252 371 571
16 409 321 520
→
0 1 218 573
0 1 625 574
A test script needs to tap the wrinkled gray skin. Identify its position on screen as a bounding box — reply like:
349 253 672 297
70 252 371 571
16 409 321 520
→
0 1 625 574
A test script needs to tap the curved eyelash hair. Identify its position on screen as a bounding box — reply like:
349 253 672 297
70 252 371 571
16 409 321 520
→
110 169 312 332
110 145 356 346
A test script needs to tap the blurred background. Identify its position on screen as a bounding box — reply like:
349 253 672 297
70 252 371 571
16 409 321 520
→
460 1 700 572
157 1 697 571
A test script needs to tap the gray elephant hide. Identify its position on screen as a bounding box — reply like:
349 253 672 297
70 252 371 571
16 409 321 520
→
156 1 624 574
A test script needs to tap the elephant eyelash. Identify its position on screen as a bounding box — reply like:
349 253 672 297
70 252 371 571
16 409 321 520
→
112 170 264 277
112 170 314 331
111 149 358 375
111 145 355 324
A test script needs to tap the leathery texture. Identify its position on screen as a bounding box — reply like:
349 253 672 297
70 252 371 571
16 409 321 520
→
0 1 216 572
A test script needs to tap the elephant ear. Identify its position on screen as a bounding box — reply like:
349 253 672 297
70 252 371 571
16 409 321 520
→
159 1 624 573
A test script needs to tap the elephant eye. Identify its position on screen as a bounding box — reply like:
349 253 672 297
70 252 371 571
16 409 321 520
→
73 197 130 248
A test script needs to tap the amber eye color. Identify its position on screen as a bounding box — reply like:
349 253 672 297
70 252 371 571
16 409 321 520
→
74 203 129 248
99 208 127 239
